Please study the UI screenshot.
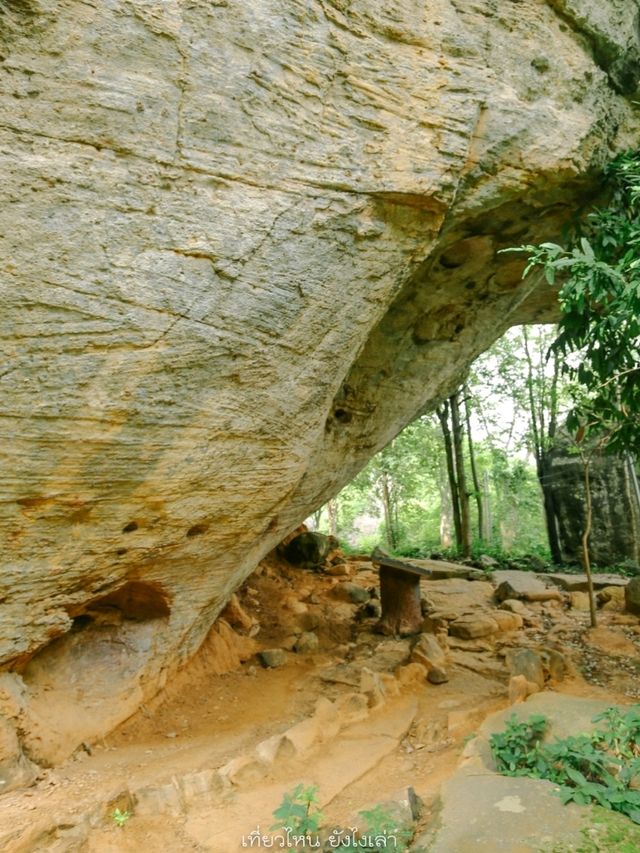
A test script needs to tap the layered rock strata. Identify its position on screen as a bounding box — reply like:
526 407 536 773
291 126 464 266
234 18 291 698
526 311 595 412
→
0 0 639 778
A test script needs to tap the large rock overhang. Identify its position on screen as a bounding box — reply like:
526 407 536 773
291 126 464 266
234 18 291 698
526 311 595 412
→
0 0 638 767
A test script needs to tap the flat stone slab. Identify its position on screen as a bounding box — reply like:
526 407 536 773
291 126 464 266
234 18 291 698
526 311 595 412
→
418 770 592 852
492 570 563 602
422 577 495 614
410 558 485 581
415 693 627 852
543 572 629 592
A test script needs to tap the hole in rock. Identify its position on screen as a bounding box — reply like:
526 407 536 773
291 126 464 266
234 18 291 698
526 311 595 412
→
334 408 353 424
121 520 138 533
186 522 208 538
71 580 171 622
93 581 170 620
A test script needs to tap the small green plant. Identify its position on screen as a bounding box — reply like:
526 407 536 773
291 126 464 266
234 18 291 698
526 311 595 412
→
111 807 132 828
490 708 640 824
489 714 548 776
270 784 324 835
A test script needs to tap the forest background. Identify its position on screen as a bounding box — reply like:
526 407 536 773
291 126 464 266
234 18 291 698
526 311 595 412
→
310 324 575 563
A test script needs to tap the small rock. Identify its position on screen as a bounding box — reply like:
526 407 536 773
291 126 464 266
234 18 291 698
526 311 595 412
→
337 582 370 604
410 633 447 670
477 554 498 569
294 631 319 654
569 591 592 611
324 562 351 577
506 648 545 688
427 666 449 684
492 611 523 632
449 615 499 639
499 599 529 615
508 673 540 704
258 649 286 668
362 599 382 618
422 614 450 634
539 648 568 683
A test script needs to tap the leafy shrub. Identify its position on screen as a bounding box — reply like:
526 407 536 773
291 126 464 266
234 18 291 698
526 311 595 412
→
490 707 640 824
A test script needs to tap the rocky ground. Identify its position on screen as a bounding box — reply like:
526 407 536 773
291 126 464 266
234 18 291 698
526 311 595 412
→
0 538 639 852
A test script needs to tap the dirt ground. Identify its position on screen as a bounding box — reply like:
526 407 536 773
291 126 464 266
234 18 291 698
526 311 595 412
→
1 551 638 852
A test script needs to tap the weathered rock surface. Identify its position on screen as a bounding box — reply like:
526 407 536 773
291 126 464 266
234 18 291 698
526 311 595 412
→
625 576 640 615
1 0 639 771
548 437 640 567
546 572 630 592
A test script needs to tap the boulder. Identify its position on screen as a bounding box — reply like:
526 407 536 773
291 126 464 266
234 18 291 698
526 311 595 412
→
1 0 638 768
283 532 337 568
625 576 640 615
494 571 562 603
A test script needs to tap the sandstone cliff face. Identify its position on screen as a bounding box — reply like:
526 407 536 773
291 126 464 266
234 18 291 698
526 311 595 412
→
0 0 638 779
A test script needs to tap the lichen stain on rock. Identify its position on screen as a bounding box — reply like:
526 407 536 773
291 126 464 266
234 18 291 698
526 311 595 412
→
0 0 639 772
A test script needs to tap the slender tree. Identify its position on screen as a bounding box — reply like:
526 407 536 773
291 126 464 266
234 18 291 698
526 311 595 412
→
463 384 484 542
522 327 562 563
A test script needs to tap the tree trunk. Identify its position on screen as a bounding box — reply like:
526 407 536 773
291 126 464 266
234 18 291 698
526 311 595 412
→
523 327 562 563
580 457 597 628
463 386 484 542
376 566 422 636
540 455 562 564
438 461 453 548
450 390 471 557
436 403 462 548
380 472 396 551
625 452 640 564
481 470 493 542
326 498 338 537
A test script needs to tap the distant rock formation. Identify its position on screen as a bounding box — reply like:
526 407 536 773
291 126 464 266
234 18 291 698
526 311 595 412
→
1 0 639 777
548 438 640 567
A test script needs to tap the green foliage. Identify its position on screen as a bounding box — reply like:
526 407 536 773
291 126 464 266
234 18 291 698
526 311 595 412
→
111 808 132 828
271 788 415 850
505 150 640 455
490 707 640 824
270 784 324 835
489 714 549 775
